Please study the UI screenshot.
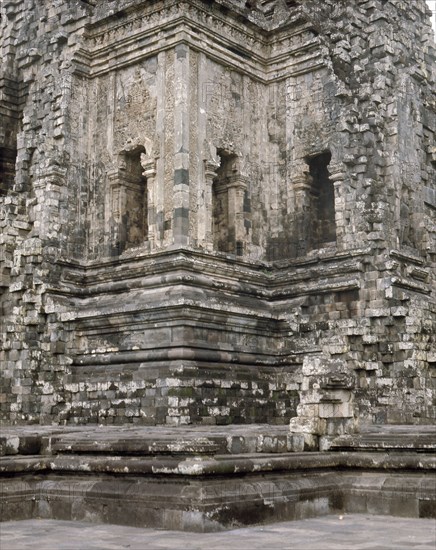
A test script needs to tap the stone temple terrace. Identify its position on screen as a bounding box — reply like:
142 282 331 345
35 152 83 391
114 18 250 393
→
0 0 435 531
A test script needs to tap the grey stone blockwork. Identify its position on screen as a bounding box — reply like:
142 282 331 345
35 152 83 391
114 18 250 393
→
1 0 435 439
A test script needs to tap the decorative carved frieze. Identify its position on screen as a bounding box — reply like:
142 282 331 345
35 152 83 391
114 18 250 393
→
73 0 324 79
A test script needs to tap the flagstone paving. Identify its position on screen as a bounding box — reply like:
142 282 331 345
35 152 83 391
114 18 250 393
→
1 514 435 550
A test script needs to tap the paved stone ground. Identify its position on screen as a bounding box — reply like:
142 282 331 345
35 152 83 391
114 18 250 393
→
1 514 435 549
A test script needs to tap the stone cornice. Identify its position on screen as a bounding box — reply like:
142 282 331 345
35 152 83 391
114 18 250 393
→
73 0 325 79
48 246 367 304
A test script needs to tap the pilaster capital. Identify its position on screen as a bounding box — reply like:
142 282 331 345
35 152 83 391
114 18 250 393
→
291 174 311 190
140 154 157 178
226 174 248 190
204 159 220 179
328 162 346 182
107 169 120 185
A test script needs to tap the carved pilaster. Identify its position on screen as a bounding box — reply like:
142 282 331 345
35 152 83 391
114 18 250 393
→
290 172 312 256
328 162 346 190
107 169 124 223
141 156 158 249
328 162 346 245
290 173 311 192
227 174 248 256
202 159 219 250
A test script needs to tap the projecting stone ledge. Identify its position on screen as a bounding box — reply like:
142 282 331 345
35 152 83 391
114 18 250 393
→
4 424 434 458
0 424 292 457
1 450 435 476
330 425 436 453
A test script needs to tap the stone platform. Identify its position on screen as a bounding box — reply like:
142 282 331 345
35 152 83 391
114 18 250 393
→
1 424 435 532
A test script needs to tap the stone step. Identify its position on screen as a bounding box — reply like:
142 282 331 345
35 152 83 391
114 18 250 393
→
3 425 436 458
330 426 436 453
0 424 291 457
1 450 435 476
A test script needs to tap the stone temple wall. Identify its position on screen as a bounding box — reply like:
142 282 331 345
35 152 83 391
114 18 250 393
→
0 0 435 443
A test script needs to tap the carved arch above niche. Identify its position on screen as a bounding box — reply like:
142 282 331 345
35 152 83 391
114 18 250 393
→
119 136 155 160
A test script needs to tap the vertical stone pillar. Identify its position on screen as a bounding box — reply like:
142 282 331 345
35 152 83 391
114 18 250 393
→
291 172 311 256
155 51 166 246
141 156 158 250
201 159 219 251
108 169 145 252
227 175 248 255
328 162 346 247
107 169 125 251
173 43 190 246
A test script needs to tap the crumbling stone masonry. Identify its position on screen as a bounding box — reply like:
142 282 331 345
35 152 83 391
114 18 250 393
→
1 0 435 449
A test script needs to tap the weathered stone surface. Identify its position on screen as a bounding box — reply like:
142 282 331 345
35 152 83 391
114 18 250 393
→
0 425 435 531
0 0 435 443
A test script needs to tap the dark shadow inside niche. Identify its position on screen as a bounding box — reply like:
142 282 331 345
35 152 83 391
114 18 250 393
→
212 149 238 254
119 146 148 250
306 151 336 248
0 147 17 196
